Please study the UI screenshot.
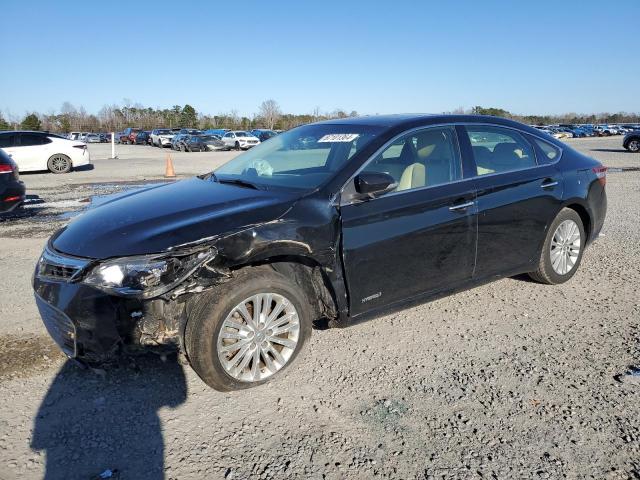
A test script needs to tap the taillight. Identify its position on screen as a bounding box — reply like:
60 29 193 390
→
593 166 607 187
0 164 13 174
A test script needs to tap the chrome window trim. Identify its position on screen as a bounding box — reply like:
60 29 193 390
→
339 122 563 206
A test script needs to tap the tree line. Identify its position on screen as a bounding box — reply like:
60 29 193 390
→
464 106 640 126
0 100 358 133
1 101 638 133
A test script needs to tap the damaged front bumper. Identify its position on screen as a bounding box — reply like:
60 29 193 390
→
32 244 222 364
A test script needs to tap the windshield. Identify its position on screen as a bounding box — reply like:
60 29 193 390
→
214 123 384 190
158 129 171 134
235 131 251 137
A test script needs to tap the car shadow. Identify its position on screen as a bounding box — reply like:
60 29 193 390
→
31 354 187 480
590 148 628 153
0 194 44 221
510 273 538 283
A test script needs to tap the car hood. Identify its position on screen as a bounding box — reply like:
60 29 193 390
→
52 177 298 259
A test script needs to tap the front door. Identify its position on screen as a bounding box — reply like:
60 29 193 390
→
340 125 477 316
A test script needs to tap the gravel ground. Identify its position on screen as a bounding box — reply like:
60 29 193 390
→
0 137 638 480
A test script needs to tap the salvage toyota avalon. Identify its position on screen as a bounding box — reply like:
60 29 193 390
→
33 115 607 391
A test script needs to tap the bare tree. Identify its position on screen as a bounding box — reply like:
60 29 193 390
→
258 99 282 129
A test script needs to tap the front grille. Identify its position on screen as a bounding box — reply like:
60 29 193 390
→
36 295 76 357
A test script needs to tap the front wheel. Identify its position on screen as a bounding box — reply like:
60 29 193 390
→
627 139 640 152
529 208 585 284
47 154 72 174
185 266 311 391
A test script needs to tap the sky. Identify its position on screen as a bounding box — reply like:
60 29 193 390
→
1 0 639 119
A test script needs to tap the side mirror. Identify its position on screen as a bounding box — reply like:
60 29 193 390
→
354 172 397 197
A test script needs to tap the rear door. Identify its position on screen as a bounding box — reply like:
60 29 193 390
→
340 125 477 316
463 125 563 278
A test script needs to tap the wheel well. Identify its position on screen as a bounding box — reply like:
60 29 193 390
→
240 256 338 328
565 203 591 242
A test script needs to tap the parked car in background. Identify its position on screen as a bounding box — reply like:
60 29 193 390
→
0 130 91 173
171 133 189 150
68 132 81 141
184 134 226 152
32 114 607 391
117 127 142 144
250 129 278 142
98 133 111 143
0 148 25 213
85 133 101 143
150 128 175 148
134 131 151 145
594 125 619 136
623 130 640 152
179 129 202 136
204 129 230 137
221 131 260 150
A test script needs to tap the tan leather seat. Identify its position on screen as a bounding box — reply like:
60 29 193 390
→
397 163 426 191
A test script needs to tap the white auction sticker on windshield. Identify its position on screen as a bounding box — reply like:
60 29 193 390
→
317 134 359 143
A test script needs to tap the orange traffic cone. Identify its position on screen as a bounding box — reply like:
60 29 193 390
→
165 153 176 178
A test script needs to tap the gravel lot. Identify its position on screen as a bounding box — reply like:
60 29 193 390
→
0 137 638 479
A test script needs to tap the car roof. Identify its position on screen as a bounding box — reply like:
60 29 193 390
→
315 114 554 139
0 130 50 134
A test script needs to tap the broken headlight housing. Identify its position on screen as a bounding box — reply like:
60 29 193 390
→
82 247 216 299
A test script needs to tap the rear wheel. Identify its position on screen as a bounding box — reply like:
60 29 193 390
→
185 266 311 391
627 139 640 152
529 208 585 284
47 154 72 174
235 141 240 150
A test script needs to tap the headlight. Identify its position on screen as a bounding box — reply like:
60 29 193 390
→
82 247 216 298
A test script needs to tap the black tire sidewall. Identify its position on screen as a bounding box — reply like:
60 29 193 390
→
185 267 311 391
541 209 586 284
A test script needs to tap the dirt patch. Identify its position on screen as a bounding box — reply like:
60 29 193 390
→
0 334 66 379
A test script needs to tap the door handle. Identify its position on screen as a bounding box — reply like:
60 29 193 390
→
449 201 474 212
541 180 559 189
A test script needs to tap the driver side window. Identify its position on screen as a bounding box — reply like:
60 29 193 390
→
361 126 462 194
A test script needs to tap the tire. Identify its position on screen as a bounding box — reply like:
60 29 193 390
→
627 139 640 152
180 144 186 152
235 141 240 151
47 154 72 174
528 208 585 285
185 265 312 391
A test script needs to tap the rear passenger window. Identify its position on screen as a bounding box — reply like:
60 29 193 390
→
532 137 561 163
19 134 49 146
466 126 536 176
362 126 462 193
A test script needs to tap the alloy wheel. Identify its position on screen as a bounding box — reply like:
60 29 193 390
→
629 140 640 152
217 293 300 382
550 219 581 275
49 155 70 173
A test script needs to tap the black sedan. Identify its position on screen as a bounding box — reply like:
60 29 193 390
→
33 115 606 391
0 149 26 213
184 134 226 152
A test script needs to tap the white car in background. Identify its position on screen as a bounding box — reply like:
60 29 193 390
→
150 128 176 148
0 131 91 174
221 131 260 150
